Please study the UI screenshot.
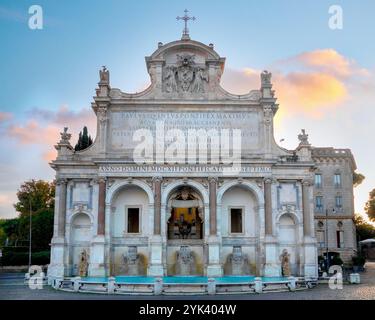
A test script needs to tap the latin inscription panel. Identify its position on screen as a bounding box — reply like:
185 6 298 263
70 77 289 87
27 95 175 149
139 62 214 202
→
110 111 260 151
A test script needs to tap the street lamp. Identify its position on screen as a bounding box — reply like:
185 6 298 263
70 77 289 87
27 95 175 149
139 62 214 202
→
28 197 32 269
325 207 336 271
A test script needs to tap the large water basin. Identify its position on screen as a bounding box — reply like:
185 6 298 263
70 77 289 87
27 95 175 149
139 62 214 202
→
78 275 290 284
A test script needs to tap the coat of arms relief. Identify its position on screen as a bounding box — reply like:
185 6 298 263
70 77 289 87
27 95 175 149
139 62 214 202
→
163 54 208 94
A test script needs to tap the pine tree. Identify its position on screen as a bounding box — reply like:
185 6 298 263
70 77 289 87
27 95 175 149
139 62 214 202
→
74 126 93 151
74 132 82 151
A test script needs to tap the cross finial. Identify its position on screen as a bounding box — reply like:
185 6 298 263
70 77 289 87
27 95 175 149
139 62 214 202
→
176 9 196 40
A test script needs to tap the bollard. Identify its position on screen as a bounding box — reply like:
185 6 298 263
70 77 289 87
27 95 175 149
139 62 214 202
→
207 278 216 295
254 277 263 293
54 277 63 289
154 277 163 295
73 277 81 292
108 277 116 294
288 276 296 291
349 273 360 284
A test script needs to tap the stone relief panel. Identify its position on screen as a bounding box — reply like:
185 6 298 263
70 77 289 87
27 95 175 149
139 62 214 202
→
69 181 93 210
277 182 299 210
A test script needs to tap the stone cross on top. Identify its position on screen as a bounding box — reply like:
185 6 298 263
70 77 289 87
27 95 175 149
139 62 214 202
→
177 9 196 40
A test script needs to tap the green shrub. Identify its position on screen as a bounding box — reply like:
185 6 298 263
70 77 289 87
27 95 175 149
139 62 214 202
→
331 255 343 266
352 255 366 266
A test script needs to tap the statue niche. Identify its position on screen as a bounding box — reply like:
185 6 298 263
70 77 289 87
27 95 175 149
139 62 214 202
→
167 187 203 239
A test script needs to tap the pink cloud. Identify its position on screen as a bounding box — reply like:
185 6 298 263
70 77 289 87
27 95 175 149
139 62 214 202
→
0 112 12 122
8 120 60 146
5 106 97 163
221 49 370 119
279 49 370 78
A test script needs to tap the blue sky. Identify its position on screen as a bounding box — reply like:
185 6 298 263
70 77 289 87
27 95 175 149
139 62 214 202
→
0 0 374 219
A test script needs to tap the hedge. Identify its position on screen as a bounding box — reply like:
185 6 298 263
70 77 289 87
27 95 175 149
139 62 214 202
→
0 250 50 266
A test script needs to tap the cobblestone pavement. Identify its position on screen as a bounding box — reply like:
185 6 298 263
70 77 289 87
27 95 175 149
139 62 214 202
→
1 263 375 300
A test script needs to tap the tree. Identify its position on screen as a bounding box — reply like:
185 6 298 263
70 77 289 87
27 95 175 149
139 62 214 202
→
14 180 55 218
74 126 93 151
0 218 20 245
353 172 365 187
354 214 375 241
365 188 375 222
17 208 54 250
0 221 6 248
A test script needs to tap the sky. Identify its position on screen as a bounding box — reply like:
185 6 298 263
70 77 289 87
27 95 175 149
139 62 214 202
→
0 0 374 220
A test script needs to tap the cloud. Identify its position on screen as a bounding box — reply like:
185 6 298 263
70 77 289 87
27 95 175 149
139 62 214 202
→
42 149 57 162
27 105 96 131
221 49 367 118
0 112 12 123
288 49 370 78
4 106 97 163
273 72 347 118
8 120 60 146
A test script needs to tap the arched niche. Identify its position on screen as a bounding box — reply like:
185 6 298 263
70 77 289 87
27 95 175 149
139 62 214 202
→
69 212 92 276
166 186 205 240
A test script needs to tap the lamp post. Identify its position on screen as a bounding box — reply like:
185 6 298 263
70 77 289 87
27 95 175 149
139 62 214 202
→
28 197 32 269
325 207 336 272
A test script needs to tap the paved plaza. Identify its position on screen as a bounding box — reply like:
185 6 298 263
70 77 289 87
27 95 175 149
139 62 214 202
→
0 263 374 300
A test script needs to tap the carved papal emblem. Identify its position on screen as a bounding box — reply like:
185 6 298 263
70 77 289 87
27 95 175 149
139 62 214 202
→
163 54 208 94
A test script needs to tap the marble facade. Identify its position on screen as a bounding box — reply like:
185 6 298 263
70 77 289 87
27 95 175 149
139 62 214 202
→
47 32 356 281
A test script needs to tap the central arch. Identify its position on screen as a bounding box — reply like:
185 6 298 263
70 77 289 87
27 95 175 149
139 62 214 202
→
161 179 209 276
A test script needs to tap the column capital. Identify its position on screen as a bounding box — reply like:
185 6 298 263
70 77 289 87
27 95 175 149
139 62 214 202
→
94 177 107 185
208 176 218 184
56 178 68 186
264 177 273 185
152 176 163 183
302 179 313 187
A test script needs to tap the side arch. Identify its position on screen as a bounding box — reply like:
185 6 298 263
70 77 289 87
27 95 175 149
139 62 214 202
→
217 180 264 206
106 179 154 205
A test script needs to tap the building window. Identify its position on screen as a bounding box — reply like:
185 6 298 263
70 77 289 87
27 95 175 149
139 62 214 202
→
317 230 325 248
230 208 243 234
336 230 344 248
335 195 342 208
315 174 322 188
127 207 140 233
315 196 323 212
334 173 342 188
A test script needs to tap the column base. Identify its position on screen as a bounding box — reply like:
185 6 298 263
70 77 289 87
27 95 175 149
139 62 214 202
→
263 236 281 277
207 264 223 277
303 236 318 278
148 236 164 277
48 236 67 278
207 236 223 277
89 235 107 277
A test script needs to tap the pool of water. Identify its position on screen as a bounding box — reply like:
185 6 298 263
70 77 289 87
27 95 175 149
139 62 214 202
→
78 275 290 284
